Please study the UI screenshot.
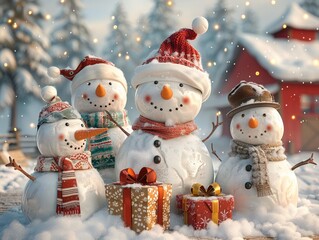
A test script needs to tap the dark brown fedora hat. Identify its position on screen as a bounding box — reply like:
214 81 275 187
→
227 81 280 118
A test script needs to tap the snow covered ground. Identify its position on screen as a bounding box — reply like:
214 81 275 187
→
0 138 318 240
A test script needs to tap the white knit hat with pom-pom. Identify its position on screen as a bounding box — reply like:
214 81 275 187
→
37 86 81 129
132 16 211 102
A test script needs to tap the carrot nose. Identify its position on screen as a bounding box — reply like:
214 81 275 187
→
74 128 108 141
161 85 173 100
95 84 106 97
248 117 259 128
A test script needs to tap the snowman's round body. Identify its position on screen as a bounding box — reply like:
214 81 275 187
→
23 168 105 221
72 79 132 182
116 130 213 200
115 80 214 208
216 106 298 213
22 119 105 221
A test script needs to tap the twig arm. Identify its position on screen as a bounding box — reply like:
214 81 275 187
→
211 143 222 162
291 153 316 171
104 110 130 137
202 114 223 142
5 156 36 181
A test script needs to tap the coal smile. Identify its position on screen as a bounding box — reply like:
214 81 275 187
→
86 97 116 108
239 129 268 139
64 138 86 150
149 101 184 112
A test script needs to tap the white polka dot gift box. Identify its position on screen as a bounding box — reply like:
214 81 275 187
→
105 167 172 233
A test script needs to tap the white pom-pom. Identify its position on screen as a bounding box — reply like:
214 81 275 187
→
47 66 60 78
41 86 57 103
192 16 208 35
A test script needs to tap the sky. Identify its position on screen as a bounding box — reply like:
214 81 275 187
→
42 0 302 54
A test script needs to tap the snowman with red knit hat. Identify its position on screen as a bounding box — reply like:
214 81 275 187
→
48 56 132 183
215 81 299 214
115 17 214 209
21 86 107 221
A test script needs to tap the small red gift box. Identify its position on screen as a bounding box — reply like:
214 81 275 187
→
176 183 234 230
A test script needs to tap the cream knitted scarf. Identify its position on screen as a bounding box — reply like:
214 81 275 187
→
230 140 286 197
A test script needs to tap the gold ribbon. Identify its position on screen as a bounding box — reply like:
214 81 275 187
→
211 199 219 224
190 182 222 225
191 182 222 196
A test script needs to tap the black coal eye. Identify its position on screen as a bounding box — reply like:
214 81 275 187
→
109 82 112 85
81 124 84 127
263 113 266 117
87 82 91 86
65 122 69 126
179 83 183 87
241 114 245 118
154 81 158 85
153 140 161 148
153 155 161 164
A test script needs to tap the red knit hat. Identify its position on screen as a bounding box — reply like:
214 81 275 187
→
132 17 211 102
48 56 127 93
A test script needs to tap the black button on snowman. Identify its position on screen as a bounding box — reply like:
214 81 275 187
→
245 164 252 171
216 81 298 214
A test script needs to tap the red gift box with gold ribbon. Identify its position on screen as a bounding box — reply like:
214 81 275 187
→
105 167 172 233
176 182 234 230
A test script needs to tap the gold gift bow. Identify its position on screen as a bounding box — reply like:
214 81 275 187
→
183 182 222 226
191 182 222 196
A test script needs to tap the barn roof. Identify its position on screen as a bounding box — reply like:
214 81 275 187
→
266 3 319 34
238 33 319 82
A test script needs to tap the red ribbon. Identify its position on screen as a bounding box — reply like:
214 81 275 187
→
120 167 157 185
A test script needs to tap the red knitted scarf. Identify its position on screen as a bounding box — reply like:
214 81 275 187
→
133 115 197 140
35 152 92 216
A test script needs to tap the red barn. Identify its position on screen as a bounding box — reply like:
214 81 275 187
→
215 3 319 153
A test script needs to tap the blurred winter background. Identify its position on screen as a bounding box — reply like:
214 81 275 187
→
0 0 317 156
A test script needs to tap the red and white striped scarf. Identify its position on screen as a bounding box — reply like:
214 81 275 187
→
34 152 92 216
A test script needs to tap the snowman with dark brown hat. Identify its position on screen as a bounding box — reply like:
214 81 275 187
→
215 80 300 213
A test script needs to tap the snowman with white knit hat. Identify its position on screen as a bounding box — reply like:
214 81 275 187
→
216 81 299 213
115 17 214 209
21 86 106 221
48 56 132 183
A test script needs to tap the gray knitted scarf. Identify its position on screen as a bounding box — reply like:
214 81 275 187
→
230 140 286 197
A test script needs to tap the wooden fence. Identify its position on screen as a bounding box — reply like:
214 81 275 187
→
0 132 38 164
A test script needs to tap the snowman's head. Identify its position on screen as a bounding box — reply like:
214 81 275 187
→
37 86 108 157
135 81 202 125
37 119 87 156
131 17 212 125
71 79 127 113
48 56 127 113
230 107 284 145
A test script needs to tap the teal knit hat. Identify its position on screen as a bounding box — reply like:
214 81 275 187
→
37 86 81 129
